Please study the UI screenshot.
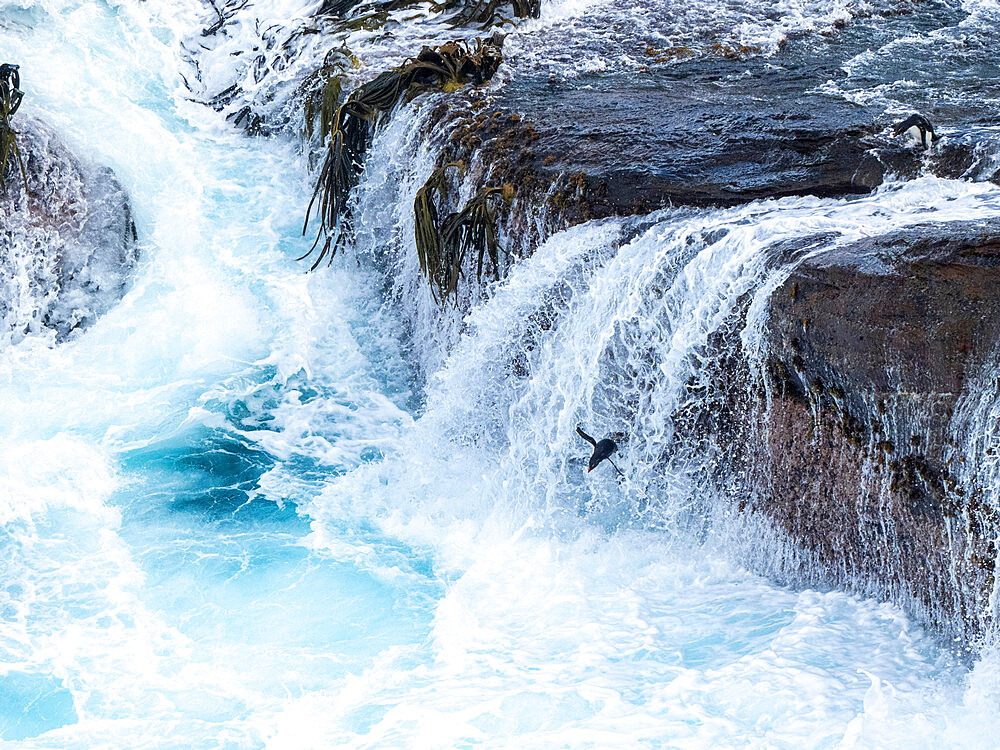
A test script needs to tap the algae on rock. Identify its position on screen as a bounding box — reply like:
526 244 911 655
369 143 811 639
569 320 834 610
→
300 34 505 268
0 63 27 192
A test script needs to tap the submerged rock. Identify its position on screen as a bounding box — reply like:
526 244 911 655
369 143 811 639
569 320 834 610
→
744 221 1000 644
0 117 138 344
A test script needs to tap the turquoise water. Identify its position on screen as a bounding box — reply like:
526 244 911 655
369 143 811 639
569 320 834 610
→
1 0 999 747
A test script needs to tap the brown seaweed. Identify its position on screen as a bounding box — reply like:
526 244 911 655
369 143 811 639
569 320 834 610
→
0 63 27 192
300 35 504 268
413 163 510 302
440 0 540 28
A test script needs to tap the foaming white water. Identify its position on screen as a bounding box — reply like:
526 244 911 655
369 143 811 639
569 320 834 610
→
949 340 1000 627
426 178 1000 517
1 1 420 746
0 0 411 443
5 0 1000 748
286 177 1000 747
504 0 872 78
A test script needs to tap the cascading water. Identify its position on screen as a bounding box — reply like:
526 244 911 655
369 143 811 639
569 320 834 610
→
3 0 1000 747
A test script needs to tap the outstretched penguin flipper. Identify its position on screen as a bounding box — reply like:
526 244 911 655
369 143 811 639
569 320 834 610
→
576 425 597 447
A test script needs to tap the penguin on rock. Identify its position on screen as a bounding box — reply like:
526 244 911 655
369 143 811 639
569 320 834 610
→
892 114 939 150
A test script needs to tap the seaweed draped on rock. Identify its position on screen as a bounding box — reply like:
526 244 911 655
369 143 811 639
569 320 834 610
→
0 118 139 345
300 34 506 270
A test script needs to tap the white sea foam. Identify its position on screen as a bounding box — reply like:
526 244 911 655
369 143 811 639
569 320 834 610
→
288 176 1000 747
504 0 874 80
4 0 1000 747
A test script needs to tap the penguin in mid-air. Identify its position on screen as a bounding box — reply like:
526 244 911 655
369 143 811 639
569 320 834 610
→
892 114 939 150
576 426 624 477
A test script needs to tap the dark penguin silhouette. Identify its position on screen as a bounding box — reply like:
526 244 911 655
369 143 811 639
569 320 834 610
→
576 426 624 477
892 114 938 150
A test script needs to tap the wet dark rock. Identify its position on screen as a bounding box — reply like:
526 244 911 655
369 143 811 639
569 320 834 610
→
504 78 891 199
745 221 1000 644
432 81 915 252
446 82 999 252
479 97 994 241
428 1 999 253
0 117 139 344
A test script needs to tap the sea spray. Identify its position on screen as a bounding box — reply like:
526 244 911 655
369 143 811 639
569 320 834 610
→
3 0 1000 746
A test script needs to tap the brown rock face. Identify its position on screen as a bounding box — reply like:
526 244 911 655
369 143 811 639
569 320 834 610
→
748 222 1000 643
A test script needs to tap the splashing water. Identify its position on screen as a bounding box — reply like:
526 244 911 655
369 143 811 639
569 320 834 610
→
2 0 1000 748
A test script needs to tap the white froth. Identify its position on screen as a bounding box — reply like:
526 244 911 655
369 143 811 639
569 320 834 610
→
3 0 1000 747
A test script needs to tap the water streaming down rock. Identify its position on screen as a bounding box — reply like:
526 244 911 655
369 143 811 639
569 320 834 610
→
394 175 1000 645
322 3 1000 639
738 218 1000 641
950 343 1000 626
4 0 1000 744
298 176 1000 745
309 0 1000 647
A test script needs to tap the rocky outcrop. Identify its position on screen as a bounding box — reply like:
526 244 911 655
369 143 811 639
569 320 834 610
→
291 3 1000 644
1 118 139 344
425 40 999 256
744 222 1000 643
427 79 939 254
417 51 1000 644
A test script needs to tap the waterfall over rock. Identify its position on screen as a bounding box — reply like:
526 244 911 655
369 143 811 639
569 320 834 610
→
3 0 1000 745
